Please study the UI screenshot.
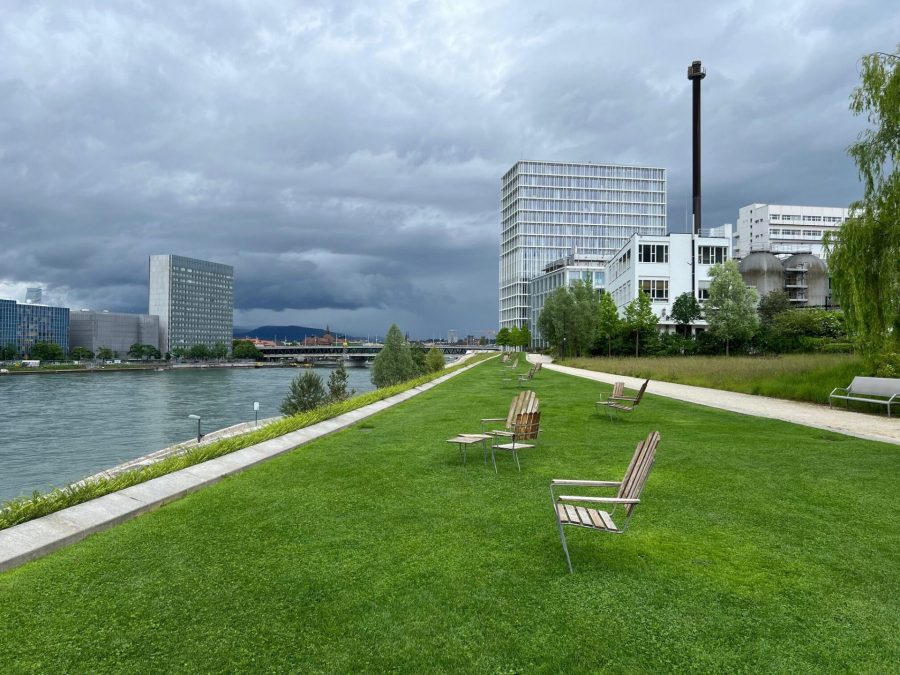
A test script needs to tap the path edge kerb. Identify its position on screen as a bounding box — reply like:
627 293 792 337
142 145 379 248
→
0 356 494 574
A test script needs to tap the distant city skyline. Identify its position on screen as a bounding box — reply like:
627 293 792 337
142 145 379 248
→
1 1 896 335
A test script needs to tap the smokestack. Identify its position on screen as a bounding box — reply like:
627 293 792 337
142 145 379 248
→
687 60 706 235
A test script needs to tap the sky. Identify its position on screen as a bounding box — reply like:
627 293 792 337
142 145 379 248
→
0 1 896 338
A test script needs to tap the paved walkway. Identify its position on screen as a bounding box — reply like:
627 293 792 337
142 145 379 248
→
527 354 899 446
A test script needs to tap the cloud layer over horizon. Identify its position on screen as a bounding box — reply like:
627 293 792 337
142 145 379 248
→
1 1 896 336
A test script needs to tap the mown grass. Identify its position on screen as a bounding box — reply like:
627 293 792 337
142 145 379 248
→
0 358 897 672
562 353 867 405
0 354 492 531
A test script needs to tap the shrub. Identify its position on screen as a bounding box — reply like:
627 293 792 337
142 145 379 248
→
281 371 327 415
371 324 416 388
327 362 354 403
425 347 445 373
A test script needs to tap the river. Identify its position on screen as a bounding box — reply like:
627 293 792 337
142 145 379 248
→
0 366 376 503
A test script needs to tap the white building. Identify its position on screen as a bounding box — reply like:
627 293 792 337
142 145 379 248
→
734 204 850 259
149 254 234 354
605 230 732 333
447 330 457 344
500 160 666 330
529 253 605 348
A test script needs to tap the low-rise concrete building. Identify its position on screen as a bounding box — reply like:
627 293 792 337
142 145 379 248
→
69 310 160 356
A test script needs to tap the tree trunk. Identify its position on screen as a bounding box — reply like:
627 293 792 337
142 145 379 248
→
726 337 730 357
607 336 611 358
635 332 639 358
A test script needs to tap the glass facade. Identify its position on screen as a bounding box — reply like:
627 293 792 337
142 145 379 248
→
500 161 666 329
149 255 234 354
0 299 70 357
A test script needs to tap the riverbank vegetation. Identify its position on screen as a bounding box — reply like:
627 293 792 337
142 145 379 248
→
0 353 491 531
562 353 863 405
0 361 896 671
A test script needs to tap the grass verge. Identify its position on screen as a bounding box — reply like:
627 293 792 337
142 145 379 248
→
0 359 896 671
0 354 493 531
562 353 867 405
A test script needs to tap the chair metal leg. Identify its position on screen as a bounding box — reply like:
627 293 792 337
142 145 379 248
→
513 448 521 471
491 446 498 473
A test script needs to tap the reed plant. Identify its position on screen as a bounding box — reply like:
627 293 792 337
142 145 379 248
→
563 353 864 404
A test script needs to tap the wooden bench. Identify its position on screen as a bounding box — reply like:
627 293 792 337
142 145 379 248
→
829 376 899 417
599 379 649 418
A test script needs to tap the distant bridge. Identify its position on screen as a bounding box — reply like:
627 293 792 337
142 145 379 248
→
257 343 498 362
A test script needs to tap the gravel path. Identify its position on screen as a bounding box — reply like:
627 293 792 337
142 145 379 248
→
526 354 899 446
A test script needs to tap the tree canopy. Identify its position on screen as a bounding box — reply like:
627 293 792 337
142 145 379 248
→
623 292 658 357
671 292 702 336
371 324 415 388
824 47 900 355
281 371 326 415
596 292 621 357
232 340 262 360
705 260 759 356
537 280 598 357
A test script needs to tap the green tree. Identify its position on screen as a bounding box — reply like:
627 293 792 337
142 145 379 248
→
671 292 703 337
495 327 510 349
508 325 522 351
537 287 577 356
824 47 900 355
30 342 65 361
232 340 262 360
144 345 162 360
127 343 145 360
188 344 211 360
596 292 622 357
623 292 658 357
97 346 115 361
280 371 326 415
70 346 94 360
425 347 445 373
0 344 19 360
757 290 792 326
410 343 427 375
518 324 532 350
371 324 416 388
706 260 760 356
327 361 354 403
570 280 600 356
211 342 229 360
171 347 187 359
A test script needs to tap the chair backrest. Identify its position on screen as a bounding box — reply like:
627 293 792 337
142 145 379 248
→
616 431 660 515
534 362 542 373
501 353 510 363
511 411 541 440
633 379 650 405
848 376 899 398
505 390 539 429
612 381 625 398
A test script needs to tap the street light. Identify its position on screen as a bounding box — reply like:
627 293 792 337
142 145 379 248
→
188 414 203 443
253 401 260 427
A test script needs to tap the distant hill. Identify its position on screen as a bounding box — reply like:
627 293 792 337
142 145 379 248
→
234 325 358 341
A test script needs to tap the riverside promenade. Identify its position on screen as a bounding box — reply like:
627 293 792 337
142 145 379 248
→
527 354 899 446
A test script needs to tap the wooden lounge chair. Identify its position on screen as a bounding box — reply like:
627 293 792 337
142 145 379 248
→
504 356 520 370
480 390 539 434
517 362 542 386
599 379 649 418
490 411 541 472
500 353 510 363
595 381 625 410
550 431 660 572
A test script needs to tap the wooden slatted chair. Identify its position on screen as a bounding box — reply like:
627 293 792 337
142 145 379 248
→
517 362 541 386
600 379 649 418
490 411 541 472
500 353 510 363
480 390 539 435
595 381 625 411
550 431 660 572
504 356 520 370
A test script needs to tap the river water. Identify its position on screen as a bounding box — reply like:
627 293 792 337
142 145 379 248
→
0 366 375 502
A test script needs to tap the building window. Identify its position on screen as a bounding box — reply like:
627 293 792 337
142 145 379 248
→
639 279 669 301
698 246 727 265
638 244 668 263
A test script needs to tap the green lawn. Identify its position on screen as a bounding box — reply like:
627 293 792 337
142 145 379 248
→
0 360 897 672
562 353 866 405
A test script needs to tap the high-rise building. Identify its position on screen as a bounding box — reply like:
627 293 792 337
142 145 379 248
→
0 298 69 357
25 287 42 304
447 330 457 344
500 160 666 330
734 204 850 259
69 310 160 356
149 255 234 354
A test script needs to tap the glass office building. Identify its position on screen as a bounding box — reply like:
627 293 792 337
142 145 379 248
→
149 255 234 354
500 160 666 330
0 298 70 357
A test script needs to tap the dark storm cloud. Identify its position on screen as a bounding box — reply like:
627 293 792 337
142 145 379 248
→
0 1 896 335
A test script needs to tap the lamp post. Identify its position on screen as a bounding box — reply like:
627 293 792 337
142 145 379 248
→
188 414 202 443
253 401 259 427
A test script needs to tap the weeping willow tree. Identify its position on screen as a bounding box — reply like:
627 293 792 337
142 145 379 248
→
825 47 900 356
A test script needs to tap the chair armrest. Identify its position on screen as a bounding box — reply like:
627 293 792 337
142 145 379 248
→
551 480 621 487
610 395 638 402
489 430 514 437
480 418 505 424
829 387 849 397
557 495 640 504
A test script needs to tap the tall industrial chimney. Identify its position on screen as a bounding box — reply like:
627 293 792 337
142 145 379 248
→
687 60 706 235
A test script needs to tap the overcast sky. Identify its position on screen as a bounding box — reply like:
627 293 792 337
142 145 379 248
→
0 1 896 337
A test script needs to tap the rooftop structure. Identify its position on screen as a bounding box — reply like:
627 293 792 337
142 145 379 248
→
735 204 850 259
